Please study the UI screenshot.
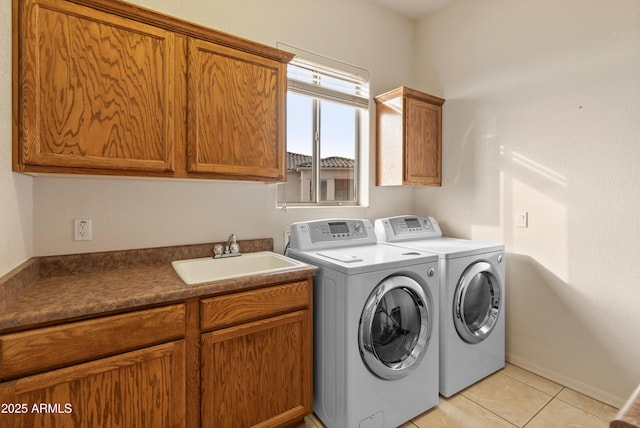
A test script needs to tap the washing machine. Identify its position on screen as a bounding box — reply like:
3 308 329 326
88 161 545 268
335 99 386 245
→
375 215 505 397
286 218 439 428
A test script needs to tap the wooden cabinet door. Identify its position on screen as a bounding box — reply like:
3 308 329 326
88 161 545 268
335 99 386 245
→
17 0 177 173
187 38 287 181
201 311 312 428
404 96 442 186
375 86 444 186
0 341 186 428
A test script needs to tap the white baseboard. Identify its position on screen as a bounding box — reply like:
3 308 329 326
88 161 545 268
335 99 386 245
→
506 353 625 408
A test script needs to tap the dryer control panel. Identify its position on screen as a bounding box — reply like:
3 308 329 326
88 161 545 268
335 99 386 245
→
289 219 377 251
375 215 442 242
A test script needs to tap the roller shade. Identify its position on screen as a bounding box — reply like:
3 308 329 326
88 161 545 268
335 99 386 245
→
279 43 370 108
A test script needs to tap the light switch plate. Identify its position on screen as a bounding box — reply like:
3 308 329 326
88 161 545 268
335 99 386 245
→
516 211 528 228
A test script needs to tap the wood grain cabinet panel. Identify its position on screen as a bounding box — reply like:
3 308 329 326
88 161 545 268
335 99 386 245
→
16 0 177 174
0 277 312 427
200 280 310 331
187 38 287 181
13 0 293 181
201 311 312 428
0 341 186 428
200 279 313 427
0 303 185 380
375 86 445 186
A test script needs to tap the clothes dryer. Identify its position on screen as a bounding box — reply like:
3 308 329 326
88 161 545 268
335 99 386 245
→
286 219 439 428
375 215 505 397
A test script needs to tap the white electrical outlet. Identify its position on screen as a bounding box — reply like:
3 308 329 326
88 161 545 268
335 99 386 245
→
283 229 291 245
74 219 92 241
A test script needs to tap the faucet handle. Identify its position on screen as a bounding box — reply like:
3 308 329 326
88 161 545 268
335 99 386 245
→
229 241 240 254
213 244 224 257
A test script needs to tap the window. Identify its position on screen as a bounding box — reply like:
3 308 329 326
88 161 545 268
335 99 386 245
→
276 44 370 207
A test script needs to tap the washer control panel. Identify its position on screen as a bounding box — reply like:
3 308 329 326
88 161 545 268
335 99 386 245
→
375 215 442 242
289 219 377 251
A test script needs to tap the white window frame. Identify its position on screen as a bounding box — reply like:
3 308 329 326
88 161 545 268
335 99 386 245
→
277 43 370 208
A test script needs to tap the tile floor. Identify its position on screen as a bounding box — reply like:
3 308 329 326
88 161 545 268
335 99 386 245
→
296 363 618 428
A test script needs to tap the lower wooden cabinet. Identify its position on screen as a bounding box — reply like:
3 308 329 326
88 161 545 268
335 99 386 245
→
0 278 313 428
0 341 186 428
201 311 311 428
0 304 187 427
200 279 313 428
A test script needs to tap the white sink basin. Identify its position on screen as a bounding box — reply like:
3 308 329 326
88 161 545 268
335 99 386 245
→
171 251 308 285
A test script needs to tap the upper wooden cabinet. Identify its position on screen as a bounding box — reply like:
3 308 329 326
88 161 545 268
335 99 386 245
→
15 0 178 174
187 39 286 181
12 0 293 182
375 86 445 186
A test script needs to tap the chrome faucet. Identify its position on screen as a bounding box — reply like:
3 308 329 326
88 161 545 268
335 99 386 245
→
213 234 241 258
226 234 236 253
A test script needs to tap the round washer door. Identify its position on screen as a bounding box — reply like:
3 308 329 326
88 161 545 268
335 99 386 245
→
453 261 502 344
359 275 432 380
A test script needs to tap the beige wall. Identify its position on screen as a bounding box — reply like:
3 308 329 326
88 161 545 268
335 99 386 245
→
0 1 32 276
414 0 640 406
0 0 417 262
4 0 638 410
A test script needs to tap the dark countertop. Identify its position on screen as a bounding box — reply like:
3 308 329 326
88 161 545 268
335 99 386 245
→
0 239 316 333
612 385 640 428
